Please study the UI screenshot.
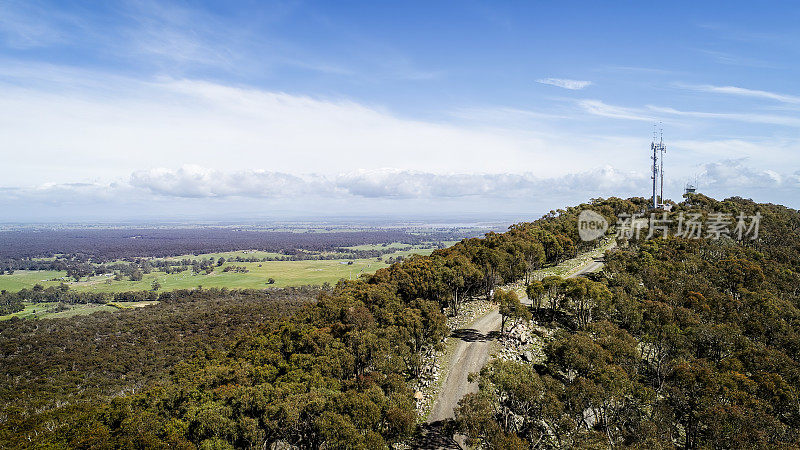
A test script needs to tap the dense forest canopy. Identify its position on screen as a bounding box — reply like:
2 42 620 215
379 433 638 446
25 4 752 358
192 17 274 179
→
1 194 799 449
455 195 800 448
0 228 476 260
0 288 316 442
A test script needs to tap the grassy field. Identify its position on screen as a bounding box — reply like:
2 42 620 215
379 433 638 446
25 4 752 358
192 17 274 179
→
342 242 412 251
163 250 287 261
0 245 438 293
0 270 65 291
0 301 158 321
0 302 58 320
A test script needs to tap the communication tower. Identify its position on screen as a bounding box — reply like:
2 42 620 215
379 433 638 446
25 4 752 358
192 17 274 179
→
650 124 666 208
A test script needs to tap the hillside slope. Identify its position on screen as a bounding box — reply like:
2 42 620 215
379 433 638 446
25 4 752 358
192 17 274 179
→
4 195 799 449
455 195 800 448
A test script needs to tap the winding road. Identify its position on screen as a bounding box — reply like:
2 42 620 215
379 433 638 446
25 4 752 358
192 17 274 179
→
415 255 606 449
427 306 502 423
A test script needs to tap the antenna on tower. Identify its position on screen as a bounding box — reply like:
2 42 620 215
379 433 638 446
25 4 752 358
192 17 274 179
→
659 123 666 205
650 123 666 209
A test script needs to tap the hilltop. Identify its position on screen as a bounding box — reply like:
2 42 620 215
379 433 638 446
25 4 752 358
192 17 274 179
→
1 194 799 449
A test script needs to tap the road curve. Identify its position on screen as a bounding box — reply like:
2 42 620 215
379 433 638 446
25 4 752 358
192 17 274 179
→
569 258 604 277
426 256 605 424
413 250 609 448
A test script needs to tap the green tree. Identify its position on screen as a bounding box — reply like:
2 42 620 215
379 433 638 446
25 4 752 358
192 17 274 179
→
129 268 143 281
441 251 481 315
541 276 565 319
562 277 612 329
522 240 546 285
494 289 531 336
525 280 545 311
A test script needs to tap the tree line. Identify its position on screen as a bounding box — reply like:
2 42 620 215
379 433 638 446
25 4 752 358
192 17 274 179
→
0 228 469 260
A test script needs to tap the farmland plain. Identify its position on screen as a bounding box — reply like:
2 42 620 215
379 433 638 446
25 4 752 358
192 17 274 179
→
0 243 450 293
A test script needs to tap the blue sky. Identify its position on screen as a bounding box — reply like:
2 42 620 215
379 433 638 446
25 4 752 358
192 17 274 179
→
2 0 800 221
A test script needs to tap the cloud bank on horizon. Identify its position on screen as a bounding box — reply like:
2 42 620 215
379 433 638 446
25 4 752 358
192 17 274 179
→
3 160 796 221
1 1 800 221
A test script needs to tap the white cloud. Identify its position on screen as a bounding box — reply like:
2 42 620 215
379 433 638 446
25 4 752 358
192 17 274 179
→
129 165 316 198
0 182 126 205
4 162 800 220
8 166 649 201
335 167 645 199
537 78 592 90
4 64 670 190
647 105 800 127
0 72 554 186
577 99 800 127
700 159 790 189
578 99 655 122
678 83 800 104
123 0 250 70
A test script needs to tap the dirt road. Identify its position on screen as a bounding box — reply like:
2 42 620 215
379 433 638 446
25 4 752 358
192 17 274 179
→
425 255 605 427
569 258 604 277
413 243 610 448
427 306 502 423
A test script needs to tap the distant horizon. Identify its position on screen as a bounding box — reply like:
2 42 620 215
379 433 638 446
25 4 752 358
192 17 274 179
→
2 189 796 225
0 214 522 229
3 1 800 221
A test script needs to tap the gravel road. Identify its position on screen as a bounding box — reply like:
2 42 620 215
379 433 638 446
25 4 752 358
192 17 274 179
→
417 255 606 449
427 305 502 423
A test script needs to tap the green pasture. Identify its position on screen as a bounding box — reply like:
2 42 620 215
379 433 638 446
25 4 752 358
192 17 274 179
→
0 245 437 294
0 270 65 291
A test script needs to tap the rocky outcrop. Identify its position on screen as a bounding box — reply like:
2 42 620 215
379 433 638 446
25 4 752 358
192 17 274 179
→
495 321 552 364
